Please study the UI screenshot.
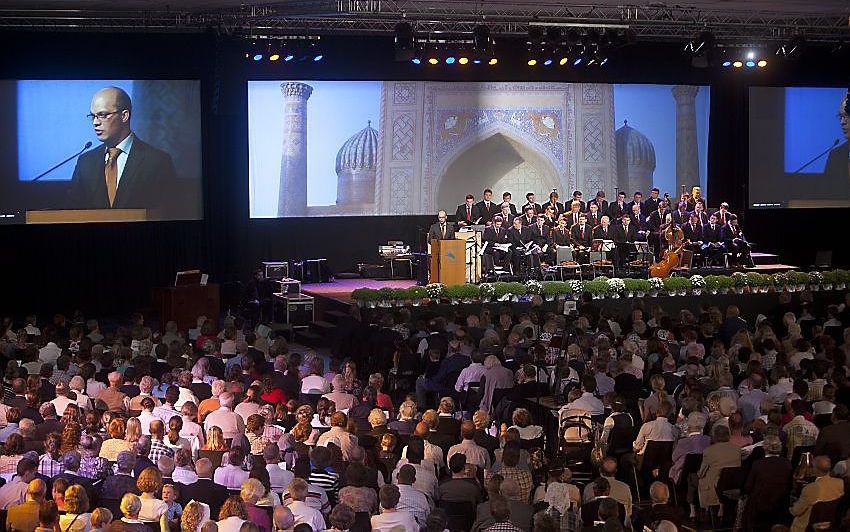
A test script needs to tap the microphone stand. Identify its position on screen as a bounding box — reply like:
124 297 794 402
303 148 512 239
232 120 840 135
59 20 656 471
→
31 142 93 182
791 139 840 174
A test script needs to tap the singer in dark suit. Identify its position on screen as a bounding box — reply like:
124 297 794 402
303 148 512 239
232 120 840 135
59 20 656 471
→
454 195 482 227
428 210 456 242
508 216 535 275
67 87 179 219
475 189 501 224
482 216 511 270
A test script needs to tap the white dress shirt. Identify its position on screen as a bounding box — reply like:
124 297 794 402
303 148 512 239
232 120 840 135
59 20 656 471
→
371 508 419 532
213 464 249 489
565 392 605 416
455 362 486 392
288 500 326 531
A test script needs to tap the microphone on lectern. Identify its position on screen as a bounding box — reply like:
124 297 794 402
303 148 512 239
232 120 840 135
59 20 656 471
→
31 141 93 182
790 138 841 175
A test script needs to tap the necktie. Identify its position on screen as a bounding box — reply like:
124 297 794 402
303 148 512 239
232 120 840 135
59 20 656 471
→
486 201 490 210
105 147 121 207
441 224 445 238
467 206 471 221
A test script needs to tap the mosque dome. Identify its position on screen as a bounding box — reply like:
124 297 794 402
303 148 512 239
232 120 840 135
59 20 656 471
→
616 120 656 171
335 121 378 175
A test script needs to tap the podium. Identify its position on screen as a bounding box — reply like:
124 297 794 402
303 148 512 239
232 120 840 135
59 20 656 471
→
26 209 147 224
429 239 466 285
153 283 220 332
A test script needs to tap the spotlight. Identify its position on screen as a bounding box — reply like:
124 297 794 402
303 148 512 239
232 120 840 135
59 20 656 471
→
428 56 439 65
248 40 264 61
252 52 263 61
458 55 469 65
394 22 416 61
722 60 732 67
313 53 324 62
757 59 768 67
488 57 498 66
745 60 755 67
543 58 553 66
733 60 743 68
685 31 714 55
268 41 281 61
426 45 440 65
527 58 538 66
284 52 294 62
445 56 456 65
412 57 421 65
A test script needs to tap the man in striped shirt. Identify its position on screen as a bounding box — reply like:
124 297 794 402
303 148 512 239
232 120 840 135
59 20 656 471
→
307 446 340 505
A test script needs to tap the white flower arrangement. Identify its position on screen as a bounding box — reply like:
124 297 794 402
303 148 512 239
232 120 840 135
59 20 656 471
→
479 283 495 298
607 278 625 294
525 280 543 295
425 283 445 299
689 274 706 288
809 271 824 284
649 277 664 290
569 280 584 294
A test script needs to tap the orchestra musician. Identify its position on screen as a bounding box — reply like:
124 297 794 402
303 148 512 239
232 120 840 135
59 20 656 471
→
551 216 572 251
722 214 754 267
701 213 724 265
482 215 511 270
671 201 690 226
570 213 593 264
508 215 536 275
522 192 543 214
541 204 558 227
502 192 519 216
531 215 551 263
570 190 586 213
499 202 516 226
566 201 583 228
662 213 685 252
714 202 733 226
593 215 615 266
613 212 638 268
544 191 565 216
427 210 456 242
647 199 670 260
590 190 608 213
683 212 704 256
475 188 501 224
608 191 629 220
520 205 537 226
626 191 646 217
455 194 482 227
586 202 602 228
644 187 662 214
693 200 709 226
629 203 649 242
686 186 704 211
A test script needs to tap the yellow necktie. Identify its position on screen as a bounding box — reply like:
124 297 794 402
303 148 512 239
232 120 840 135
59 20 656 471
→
105 147 121 207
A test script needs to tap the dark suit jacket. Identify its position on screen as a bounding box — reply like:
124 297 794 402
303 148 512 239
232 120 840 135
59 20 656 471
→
608 201 628 220
520 202 543 214
179 478 230 519
475 200 501 223
613 223 637 243
530 224 549 247
744 455 792 514
482 226 510 249
551 226 571 247
581 496 626 525
543 200 565 215
585 212 602 228
702 223 722 243
428 222 456 242
67 136 179 220
570 224 593 248
508 226 533 249
814 421 850 462
634 503 683 531
455 203 483 225
99 472 140 500
593 225 615 241
671 209 690 226
683 222 703 243
823 142 850 196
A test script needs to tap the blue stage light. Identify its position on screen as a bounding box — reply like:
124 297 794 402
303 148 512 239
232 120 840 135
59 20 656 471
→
445 56 456 64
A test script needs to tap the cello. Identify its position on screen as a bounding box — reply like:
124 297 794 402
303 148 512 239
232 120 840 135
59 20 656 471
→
649 222 687 278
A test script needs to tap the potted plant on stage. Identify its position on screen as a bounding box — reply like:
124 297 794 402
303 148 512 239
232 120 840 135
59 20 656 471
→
526 280 543 299
648 277 664 297
835 269 849 290
584 279 610 299
662 276 691 296
459 283 480 304
351 288 379 308
568 280 585 299
493 282 512 301
425 283 445 303
745 272 767 293
808 271 824 291
704 275 720 295
689 274 706 295
770 273 788 293
821 270 837 291
542 281 568 302
787 271 809 292
607 278 625 298
408 286 427 306
506 282 527 301
715 274 735 294
623 278 642 298
731 272 748 294
479 283 496 303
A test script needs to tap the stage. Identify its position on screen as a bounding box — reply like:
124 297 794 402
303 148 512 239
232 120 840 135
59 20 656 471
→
302 278 417 305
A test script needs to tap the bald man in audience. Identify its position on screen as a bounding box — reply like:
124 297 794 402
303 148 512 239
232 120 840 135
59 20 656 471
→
96 371 127 413
790 455 844 532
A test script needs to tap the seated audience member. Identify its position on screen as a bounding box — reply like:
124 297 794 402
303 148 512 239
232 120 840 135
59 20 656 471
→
6 478 46 532
371 483 419 532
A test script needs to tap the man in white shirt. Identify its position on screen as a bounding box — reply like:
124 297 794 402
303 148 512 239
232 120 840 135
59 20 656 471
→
581 457 633 517
633 402 678 455
447 421 491 469
234 385 262 423
213 447 249 489
322 375 357 411
50 381 75 418
316 412 359 461
455 350 486 393
287 478 326 531
38 341 61 366
562 375 604 417
393 439 438 503
263 444 294 493
371 484 419 532
203 392 244 440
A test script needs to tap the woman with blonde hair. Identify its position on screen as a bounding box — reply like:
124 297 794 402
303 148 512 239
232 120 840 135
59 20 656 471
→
217 495 248 531
60 422 83 454
59 484 91 531
89 508 113 532
340 360 362 397
245 414 270 455
203 426 229 451
125 417 142 445
100 418 132 461
180 500 210 532
642 374 672 422
239 479 272 532
508 407 544 441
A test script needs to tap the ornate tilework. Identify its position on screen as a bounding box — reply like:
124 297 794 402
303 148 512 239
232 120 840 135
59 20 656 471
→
393 82 415 105
392 114 414 161
583 116 603 162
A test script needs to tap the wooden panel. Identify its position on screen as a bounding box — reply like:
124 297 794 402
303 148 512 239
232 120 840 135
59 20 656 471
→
26 209 147 224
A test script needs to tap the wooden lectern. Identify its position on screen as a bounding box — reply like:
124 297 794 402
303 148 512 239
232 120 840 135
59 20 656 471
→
429 239 466 285
26 209 147 224
153 283 220 333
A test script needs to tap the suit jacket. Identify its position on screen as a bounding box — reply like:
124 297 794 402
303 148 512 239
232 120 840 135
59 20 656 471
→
613 222 637 243
565 211 583 229
475 200 500 223
744 456 792 515
683 222 703 243
626 200 645 217
179 478 230 520
694 211 710 226
823 142 850 195
590 198 609 213
570 224 593 248
428 222 456 242
543 200 565 216
671 209 690 226
814 421 850 463
593 225 615 241
99 472 140 501
6 499 40 532
530 224 549 247
585 211 602 228
508 226 533 249
702 223 722 243
67 135 179 220
790 474 844 532
647 210 667 232
550 226 571 247
482 226 510 250
581 497 626 525
455 203 483 225
520 202 543 214
714 209 734 226
644 197 661 214
608 201 628 220
519 214 537 227
698 441 741 507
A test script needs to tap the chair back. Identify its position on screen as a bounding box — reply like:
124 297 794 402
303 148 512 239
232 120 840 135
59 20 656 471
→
677 453 703 488
641 440 675 476
438 500 476 532
197 449 226 468
807 497 841 531
299 392 323 410
716 466 746 501
557 247 575 263
350 511 372 532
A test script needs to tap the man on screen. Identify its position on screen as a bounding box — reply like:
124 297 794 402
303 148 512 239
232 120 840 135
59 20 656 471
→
67 86 178 218
822 90 850 192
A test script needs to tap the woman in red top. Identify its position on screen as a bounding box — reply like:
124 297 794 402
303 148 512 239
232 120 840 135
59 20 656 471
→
193 319 218 350
260 375 286 405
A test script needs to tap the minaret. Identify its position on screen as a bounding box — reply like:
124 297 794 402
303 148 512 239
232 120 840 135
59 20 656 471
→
277 82 313 217
672 85 700 194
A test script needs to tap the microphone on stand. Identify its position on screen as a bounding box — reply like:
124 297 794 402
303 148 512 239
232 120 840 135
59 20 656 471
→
790 138 841 174
31 141 93 182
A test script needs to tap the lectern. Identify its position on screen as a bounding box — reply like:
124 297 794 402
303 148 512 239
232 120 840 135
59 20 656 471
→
26 209 147 224
429 239 466 285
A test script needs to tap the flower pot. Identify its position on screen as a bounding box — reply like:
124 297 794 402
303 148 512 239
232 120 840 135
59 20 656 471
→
836 283 846 290
796 284 806 291
707 288 717 295
810 285 820 291
823 284 833 291
557 294 567 302
692 288 702 295
625 291 634 298
544 294 555 302
636 291 646 298
677 289 688 296
356 300 365 308
411 299 421 306
510 295 520 302
367 301 377 308
608 293 620 299
648 290 658 297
